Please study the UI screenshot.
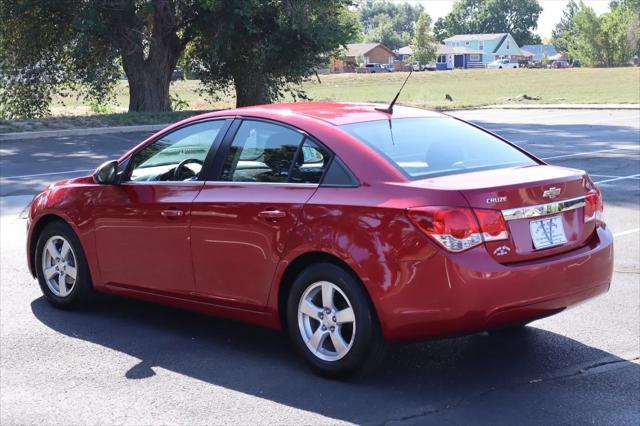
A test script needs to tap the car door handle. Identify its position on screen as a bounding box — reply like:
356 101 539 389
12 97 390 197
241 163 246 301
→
161 209 184 218
258 209 287 220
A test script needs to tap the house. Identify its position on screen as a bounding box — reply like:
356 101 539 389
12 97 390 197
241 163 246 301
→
395 46 413 62
520 44 559 63
520 49 535 62
395 44 484 70
443 33 522 66
343 43 395 66
434 45 484 70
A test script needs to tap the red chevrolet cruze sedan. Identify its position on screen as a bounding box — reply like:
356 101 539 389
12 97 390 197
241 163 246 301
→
27 102 613 377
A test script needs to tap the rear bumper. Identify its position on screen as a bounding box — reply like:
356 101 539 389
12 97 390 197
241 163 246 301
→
378 226 614 342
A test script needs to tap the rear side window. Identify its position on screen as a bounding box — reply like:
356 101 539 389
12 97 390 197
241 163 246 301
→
290 139 332 184
341 117 537 179
220 121 304 182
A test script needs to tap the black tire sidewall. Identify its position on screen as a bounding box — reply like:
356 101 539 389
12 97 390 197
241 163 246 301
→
286 262 381 378
34 221 92 309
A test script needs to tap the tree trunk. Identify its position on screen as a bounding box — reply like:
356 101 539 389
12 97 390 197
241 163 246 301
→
234 70 270 107
126 60 174 112
118 0 184 112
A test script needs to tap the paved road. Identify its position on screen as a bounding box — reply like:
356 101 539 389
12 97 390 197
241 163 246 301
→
1 109 639 424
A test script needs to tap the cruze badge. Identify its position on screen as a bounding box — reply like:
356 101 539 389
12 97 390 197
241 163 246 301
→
486 196 507 204
493 245 511 256
543 187 562 199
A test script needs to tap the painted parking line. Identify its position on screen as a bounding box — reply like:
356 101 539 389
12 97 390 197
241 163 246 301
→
1 169 93 179
541 146 639 161
595 174 640 184
613 228 640 238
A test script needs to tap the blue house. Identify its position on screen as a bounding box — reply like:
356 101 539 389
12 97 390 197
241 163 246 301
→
520 44 559 62
395 44 484 70
443 33 523 66
435 45 484 70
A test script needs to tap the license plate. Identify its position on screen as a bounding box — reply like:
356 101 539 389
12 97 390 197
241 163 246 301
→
529 216 568 250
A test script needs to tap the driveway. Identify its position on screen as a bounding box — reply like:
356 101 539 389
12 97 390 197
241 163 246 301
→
1 109 638 424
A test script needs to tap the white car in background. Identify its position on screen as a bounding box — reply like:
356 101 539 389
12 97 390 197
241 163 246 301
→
487 59 519 69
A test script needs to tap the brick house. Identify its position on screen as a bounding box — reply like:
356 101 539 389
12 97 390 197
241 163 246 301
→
344 43 395 66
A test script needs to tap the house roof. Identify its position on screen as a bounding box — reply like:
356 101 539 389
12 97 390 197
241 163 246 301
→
345 43 394 58
396 44 483 57
444 33 507 42
396 46 413 55
437 45 483 55
493 34 510 53
520 44 559 61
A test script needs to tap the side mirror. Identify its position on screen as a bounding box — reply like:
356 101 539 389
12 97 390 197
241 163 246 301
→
93 160 119 185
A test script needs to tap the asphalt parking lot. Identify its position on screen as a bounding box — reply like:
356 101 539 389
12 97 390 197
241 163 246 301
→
1 109 639 425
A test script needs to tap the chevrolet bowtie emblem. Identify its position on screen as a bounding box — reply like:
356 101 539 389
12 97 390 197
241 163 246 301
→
543 187 561 199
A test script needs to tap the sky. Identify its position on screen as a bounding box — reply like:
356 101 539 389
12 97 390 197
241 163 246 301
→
398 0 612 39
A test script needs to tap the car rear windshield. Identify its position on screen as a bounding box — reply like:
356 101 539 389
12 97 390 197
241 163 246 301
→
340 117 537 179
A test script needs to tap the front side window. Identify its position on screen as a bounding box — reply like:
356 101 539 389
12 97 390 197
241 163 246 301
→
220 121 304 182
341 117 537 179
129 121 224 182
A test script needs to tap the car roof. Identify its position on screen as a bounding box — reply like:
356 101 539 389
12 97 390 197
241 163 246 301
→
197 102 444 126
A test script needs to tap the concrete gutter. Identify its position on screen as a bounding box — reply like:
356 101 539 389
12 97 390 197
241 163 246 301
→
0 123 168 141
478 104 640 110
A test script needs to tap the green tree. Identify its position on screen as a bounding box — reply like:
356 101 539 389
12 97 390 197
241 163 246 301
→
358 0 423 38
358 0 424 48
552 0 580 55
192 0 358 107
411 13 437 65
0 0 358 118
567 0 638 66
0 0 204 118
569 4 603 66
363 13 405 50
432 0 543 46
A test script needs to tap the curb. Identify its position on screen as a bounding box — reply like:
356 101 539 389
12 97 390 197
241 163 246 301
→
0 123 169 141
477 104 640 110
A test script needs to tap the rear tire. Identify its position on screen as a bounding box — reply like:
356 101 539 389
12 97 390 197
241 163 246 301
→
286 262 386 378
35 221 94 309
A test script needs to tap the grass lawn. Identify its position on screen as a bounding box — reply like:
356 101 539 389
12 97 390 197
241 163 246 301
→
2 67 638 132
304 67 640 108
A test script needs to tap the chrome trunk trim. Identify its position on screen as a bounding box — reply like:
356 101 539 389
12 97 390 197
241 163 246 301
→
501 196 586 221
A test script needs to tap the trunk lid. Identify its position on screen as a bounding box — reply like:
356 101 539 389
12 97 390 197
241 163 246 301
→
412 165 597 263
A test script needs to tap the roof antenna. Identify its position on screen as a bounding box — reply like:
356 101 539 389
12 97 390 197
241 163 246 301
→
375 69 413 114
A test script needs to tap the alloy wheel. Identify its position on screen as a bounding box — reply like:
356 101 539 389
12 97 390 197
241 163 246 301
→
41 235 78 297
297 281 356 361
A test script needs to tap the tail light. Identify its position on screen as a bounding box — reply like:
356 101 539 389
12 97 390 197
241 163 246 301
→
584 189 604 224
406 206 509 252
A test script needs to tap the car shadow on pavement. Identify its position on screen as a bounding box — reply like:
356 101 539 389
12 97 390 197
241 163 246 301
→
31 295 640 425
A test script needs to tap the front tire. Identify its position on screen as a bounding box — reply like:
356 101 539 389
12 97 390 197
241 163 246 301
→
286 262 386 378
35 221 93 309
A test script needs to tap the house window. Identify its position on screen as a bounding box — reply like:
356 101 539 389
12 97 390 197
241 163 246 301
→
437 55 446 63
506 40 510 50
465 41 469 45
479 41 484 50
469 54 480 62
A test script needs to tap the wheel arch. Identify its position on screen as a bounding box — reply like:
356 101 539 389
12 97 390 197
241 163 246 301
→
28 214 73 278
276 251 382 331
